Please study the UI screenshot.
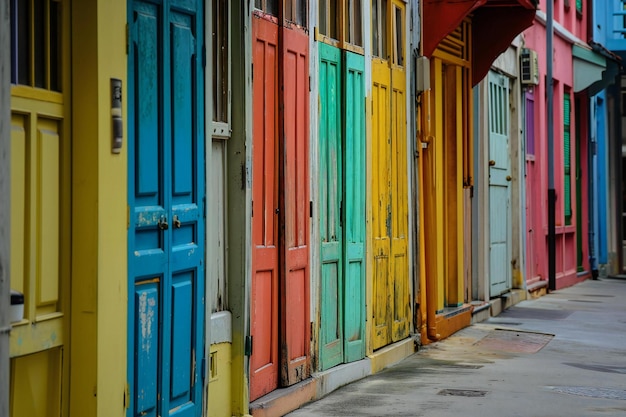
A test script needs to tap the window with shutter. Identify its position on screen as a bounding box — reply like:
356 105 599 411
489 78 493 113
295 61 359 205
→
564 92 572 225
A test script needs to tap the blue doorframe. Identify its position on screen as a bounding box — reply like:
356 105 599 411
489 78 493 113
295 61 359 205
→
127 1 205 417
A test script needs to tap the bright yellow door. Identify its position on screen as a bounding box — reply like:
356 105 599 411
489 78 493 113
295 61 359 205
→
9 2 70 416
371 57 391 349
370 0 409 350
390 0 409 341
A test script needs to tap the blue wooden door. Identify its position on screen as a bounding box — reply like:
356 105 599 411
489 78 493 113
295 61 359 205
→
488 71 512 296
127 2 205 417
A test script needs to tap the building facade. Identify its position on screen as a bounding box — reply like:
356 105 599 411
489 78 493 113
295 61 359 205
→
15 2 624 417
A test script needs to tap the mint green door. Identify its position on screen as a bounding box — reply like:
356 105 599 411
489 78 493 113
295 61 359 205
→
343 51 366 362
319 43 343 370
319 44 365 370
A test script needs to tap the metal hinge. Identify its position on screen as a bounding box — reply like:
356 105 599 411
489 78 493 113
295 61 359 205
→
202 44 207 68
201 356 207 380
310 201 313 218
124 382 130 409
125 24 129 55
245 335 253 356
309 76 311 91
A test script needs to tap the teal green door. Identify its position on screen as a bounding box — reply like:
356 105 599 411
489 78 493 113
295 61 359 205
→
127 1 205 417
319 44 365 370
319 43 343 370
342 51 366 362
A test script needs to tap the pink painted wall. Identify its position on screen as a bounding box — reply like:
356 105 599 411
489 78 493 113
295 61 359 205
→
522 2 590 289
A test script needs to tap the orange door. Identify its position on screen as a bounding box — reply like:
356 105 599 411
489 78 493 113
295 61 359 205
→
250 14 310 400
280 25 310 385
251 16 280 401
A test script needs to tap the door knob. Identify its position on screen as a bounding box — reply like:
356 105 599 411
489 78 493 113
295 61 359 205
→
158 216 169 230
506 175 512 181
489 160 496 166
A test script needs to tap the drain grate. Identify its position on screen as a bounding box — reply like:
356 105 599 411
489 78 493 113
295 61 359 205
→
475 329 553 353
499 307 572 320
438 389 487 397
548 386 626 400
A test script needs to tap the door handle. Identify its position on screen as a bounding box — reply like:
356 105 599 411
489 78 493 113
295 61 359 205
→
489 160 496 166
158 216 169 230
173 215 182 229
506 175 512 181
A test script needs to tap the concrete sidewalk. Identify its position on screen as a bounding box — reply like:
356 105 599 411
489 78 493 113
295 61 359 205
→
287 278 626 417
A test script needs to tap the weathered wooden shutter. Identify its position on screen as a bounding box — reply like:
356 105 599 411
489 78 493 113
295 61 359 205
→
564 92 572 224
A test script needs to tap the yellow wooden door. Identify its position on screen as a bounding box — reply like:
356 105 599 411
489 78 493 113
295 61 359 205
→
9 2 70 416
371 0 409 351
390 0 409 341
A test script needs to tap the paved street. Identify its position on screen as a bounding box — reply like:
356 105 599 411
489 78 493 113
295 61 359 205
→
287 278 626 417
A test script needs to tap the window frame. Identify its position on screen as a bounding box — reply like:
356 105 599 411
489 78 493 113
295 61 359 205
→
212 0 231 138
316 0 364 53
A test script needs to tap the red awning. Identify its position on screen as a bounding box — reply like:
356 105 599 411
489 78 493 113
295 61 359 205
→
423 0 538 85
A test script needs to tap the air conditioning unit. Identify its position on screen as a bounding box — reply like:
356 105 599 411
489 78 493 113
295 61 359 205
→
520 48 539 86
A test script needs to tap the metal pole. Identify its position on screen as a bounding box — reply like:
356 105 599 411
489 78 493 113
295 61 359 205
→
547 0 556 291
0 0 12 414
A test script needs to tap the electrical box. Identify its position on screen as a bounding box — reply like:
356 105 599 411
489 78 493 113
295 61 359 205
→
415 56 430 93
520 48 539 86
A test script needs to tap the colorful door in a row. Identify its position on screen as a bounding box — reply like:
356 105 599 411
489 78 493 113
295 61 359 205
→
371 0 410 350
251 0 310 401
318 41 366 370
488 71 512 296
128 1 205 416
9 1 71 415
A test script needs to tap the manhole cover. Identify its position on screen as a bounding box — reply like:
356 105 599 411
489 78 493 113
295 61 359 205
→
475 329 553 353
548 386 626 400
438 389 487 397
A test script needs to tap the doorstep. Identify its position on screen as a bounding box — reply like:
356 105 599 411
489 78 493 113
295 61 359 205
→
368 337 417 374
249 378 316 417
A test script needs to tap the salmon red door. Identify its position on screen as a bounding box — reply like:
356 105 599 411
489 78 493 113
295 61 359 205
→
280 25 311 385
251 16 280 401
127 1 205 417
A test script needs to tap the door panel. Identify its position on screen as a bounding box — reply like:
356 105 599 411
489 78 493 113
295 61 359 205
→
251 16 280 401
371 59 392 350
391 55 409 342
128 1 205 416
343 51 366 361
370 0 409 350
488 72 511 296
281 26 310 384
319 43 343 371
525 92 537 279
